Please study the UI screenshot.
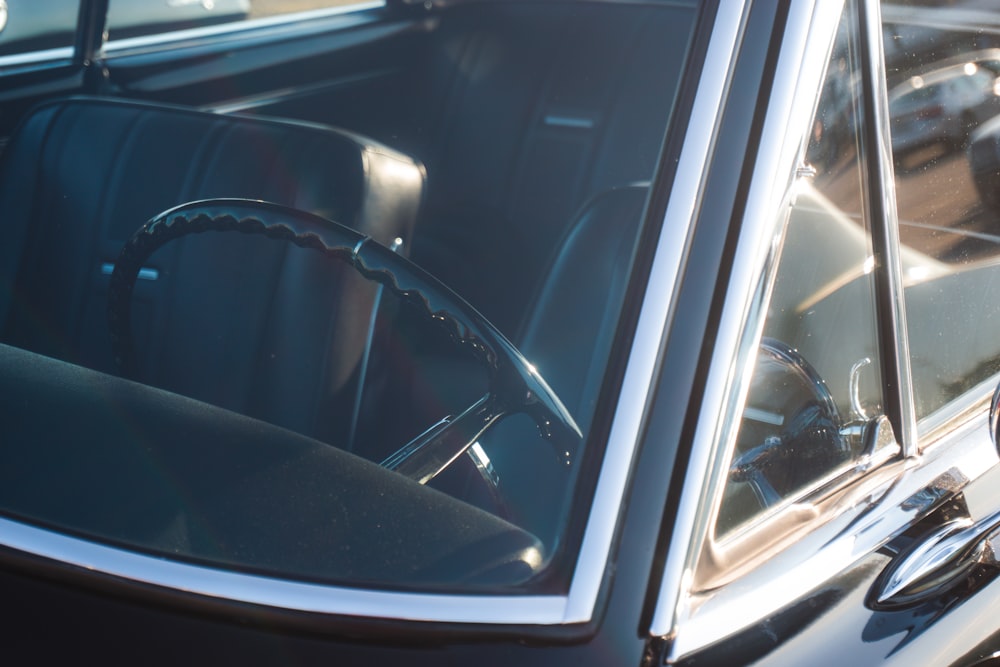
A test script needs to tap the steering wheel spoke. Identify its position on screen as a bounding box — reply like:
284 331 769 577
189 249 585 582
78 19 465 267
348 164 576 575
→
381 393 506 484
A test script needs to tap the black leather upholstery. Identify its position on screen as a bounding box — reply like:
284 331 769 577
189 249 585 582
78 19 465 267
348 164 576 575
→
400 2 691 336
518 185 648 436
366 184 649 545
481 184 649 544
0 96 424 443
0 342 543 586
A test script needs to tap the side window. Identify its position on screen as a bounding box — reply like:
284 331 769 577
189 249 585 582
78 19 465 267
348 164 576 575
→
717 1 889 535
0 1 81 59
106 0 376 44
881 1 1000 432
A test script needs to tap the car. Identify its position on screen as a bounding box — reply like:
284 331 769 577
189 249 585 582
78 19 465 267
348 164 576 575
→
4 0 1000 665
887 61 1000 161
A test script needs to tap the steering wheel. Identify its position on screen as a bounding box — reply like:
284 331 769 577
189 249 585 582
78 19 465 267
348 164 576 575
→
727 338 850 508
107 198 581 491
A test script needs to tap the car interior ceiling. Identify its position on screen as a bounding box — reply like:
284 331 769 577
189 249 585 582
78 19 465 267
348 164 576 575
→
0 0 691 583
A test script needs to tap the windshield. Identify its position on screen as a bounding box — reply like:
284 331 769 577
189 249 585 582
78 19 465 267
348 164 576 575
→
0 0 701 596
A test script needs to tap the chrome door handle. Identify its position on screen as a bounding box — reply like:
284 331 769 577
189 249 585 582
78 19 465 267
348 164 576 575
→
875 507 1000 606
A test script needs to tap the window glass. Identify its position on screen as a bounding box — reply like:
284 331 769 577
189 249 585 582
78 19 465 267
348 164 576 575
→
0 0 81 58
882 1 1000 428
106 0 374 43
0 0 701 593
717 1 887 535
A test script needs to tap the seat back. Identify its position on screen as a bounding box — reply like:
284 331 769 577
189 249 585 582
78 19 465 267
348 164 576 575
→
480 184 648 543
0 96 424 443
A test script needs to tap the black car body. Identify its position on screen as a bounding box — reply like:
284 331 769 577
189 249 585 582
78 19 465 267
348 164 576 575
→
3 1 1000 666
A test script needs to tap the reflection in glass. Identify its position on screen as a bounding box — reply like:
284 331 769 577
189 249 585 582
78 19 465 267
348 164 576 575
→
883 1 1000 426
0 0 81 57
105 0 370 43
718 1 887 535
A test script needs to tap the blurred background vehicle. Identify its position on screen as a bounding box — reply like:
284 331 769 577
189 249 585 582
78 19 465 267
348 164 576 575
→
888 60 1000 160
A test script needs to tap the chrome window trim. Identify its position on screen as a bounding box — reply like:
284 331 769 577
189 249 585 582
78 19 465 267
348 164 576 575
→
0 515 567 624
650 0 824 640
102 1 385 56
859 0 917 453
562 0 745 623
0 47 74 72
0 0 739 628
651 0 828 641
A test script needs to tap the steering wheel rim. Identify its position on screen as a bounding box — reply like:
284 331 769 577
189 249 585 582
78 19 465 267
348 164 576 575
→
728 338 848 508
107 198 581 488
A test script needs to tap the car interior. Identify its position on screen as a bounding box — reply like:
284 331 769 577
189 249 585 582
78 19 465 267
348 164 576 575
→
0 0 697 589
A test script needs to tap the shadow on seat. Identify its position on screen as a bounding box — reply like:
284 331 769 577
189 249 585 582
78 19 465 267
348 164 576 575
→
352 184 649 546
0 96 424 445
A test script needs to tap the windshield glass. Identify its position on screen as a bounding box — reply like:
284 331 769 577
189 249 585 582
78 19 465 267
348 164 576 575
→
0 0 701 594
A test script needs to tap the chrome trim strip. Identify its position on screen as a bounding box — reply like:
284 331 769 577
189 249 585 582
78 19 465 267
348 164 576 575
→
0 1 732 629
0 47 73 70
0 515 567 624
103 1 385 54
860 0 917 453
650 0 829 644
563 0 748 624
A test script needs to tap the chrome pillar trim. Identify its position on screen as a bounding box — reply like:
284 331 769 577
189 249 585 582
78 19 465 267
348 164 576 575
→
858 0 917 454
562 0 745 624
641 0 761 640
650 0 840 650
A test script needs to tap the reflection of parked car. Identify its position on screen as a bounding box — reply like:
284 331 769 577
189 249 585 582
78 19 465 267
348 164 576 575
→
968 114 1000 209
0 0 250 56
889 62 1000 158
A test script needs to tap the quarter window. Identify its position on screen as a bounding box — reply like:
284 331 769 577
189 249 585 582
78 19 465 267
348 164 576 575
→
717 0 888 536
